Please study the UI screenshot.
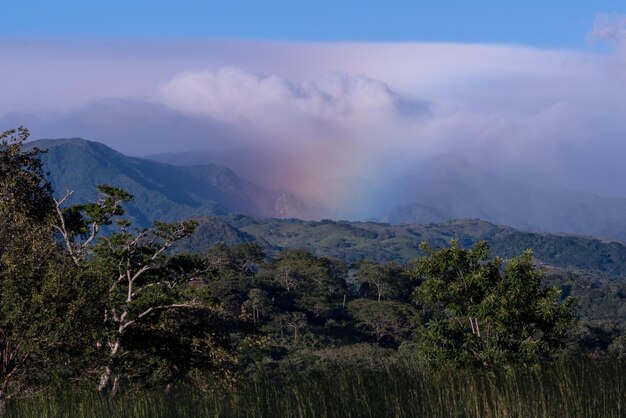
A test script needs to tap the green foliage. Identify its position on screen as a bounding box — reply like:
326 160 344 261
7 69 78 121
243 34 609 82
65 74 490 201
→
0 127 100 403
185 217 626 277
90 218 238 395
66 185 133 232
0 127 53 223
270 249 348 318
411 240 575 366
355 261 412 302
348 299 420 343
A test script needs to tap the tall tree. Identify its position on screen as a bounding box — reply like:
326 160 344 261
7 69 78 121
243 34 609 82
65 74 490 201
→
54 183 245 396
272 249 347 318
0 127 101 410
410 240 575 366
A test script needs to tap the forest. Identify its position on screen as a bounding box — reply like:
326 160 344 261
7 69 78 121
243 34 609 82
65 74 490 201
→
2 126 626 417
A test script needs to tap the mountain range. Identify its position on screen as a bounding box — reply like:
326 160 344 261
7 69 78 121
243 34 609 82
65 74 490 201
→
381 155 626 241
149 148 626 242
26 137 626 243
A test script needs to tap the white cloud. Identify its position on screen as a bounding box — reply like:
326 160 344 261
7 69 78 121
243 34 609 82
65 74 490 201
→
154 68 420 131
589 14 626 43
152 68 432 202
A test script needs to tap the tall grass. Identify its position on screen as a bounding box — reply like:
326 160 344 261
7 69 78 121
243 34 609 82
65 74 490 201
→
6 357 626 417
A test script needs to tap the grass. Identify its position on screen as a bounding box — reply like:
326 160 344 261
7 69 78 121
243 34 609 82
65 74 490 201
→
6 357 626 417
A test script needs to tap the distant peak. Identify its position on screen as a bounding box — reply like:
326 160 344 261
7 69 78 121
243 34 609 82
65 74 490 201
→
28 137 93 146
29 137 101 150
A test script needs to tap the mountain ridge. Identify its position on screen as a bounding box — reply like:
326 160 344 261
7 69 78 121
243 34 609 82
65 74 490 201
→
27 137 626 243
383 154 626 241
26 137 307 227
176 216 626 276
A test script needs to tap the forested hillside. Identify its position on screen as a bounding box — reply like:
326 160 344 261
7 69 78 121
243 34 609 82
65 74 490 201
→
178 216 626 275
26 138 306 226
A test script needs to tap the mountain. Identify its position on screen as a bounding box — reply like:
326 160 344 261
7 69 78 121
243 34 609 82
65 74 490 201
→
147 150 626 242
26 138 307 227
29 139 626 243
177 216 626 276
383 155 626 242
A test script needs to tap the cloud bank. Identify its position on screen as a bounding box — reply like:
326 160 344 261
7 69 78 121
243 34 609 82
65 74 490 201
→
156 68 412 125
2 18 626 218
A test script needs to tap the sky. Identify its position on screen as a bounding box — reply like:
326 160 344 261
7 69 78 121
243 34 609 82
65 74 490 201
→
2 1 625 48
2 2 626 218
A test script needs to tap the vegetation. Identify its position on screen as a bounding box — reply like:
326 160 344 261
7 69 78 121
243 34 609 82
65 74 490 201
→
180 215 626 276
3 127 626 415
4 359 626 417
411 241 574 366
0 128 101 410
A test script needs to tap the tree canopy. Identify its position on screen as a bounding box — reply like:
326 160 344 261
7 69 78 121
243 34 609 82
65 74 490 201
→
410 240 575 366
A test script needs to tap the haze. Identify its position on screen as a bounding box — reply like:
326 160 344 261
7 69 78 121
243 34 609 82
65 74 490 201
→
2 11 626 219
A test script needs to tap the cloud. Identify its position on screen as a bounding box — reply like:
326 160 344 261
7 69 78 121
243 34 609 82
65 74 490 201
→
155 68 428 132
149 57 626 211
3 34 626 218
152 68 431 205
589 14 626 43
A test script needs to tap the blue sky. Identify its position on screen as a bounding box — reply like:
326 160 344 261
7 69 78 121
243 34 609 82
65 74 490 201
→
3 0 626 48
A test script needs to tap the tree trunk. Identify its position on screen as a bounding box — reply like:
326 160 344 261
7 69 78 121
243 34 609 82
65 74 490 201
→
99 337 121 397
110 375 120 398
0 391 5 416
98 365 112 395
0 378 10 415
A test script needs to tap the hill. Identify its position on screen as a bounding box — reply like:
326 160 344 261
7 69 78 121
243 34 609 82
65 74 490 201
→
177 216 626 276
26 138 306 227
147 150 626 242
382 155 626 242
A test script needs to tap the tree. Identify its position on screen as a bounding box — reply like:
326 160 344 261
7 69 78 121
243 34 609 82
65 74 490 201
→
92 219 204 396
271 249 347 318
52 182 241 396
348 299 420 344
277 312 308 343
53 185 132 265
410 240 575 367
356 261 412 302
230 242 265 276
244 288 271 324
0 127 101 410
203 242 264 317
0 127 53 227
